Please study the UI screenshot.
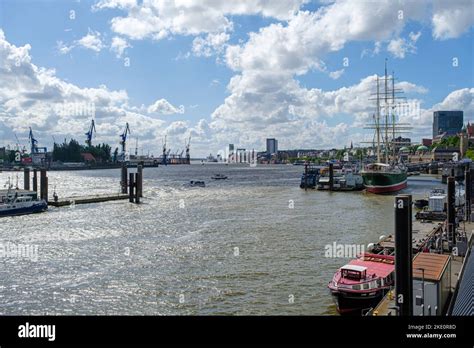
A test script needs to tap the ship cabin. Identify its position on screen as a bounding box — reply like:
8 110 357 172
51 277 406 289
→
341 265 367 281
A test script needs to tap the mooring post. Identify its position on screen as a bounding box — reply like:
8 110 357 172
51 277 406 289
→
135 173 140 204
137 164 143 198
329 162 334 191
305 162 309 189
23 167 30 191
465 168 471 221
129 173 135 203
40 169 48 203
447 176 456 249
394 194 413 316
121 164 128 194
33 169 38 193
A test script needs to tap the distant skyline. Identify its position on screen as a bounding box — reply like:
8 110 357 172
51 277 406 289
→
0 0 473 157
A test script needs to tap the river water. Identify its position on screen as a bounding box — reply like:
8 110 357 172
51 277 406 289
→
0 165 442 315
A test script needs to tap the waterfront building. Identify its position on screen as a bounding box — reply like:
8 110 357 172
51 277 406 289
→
422 138 433 147
266 138 278 155
433 111 463 138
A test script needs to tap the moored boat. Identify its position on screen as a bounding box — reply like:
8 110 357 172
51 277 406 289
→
211 174 228 180
188 180 205 187
328 253 395 314
361 163 407 194
300 166 320 189
0 193 47 217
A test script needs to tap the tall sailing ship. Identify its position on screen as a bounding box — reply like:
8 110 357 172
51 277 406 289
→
361 61 410 194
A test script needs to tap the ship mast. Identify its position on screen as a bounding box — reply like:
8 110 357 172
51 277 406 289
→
376 77 381 163
392 71 396 162
384 59 389 164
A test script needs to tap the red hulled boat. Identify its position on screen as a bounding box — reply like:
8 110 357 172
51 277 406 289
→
328 253 395 314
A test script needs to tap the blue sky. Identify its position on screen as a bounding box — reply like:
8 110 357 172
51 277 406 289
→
0 0 473 156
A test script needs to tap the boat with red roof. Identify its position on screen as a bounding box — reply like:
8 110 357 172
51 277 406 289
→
328 253 395 314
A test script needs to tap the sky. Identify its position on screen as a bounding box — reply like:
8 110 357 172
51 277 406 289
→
0 0 473 157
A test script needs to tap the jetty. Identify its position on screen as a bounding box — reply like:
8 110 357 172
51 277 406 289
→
48 193 129 207
10 165 144 209
366 169 474 316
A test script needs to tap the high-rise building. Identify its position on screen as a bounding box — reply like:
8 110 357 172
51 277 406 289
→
433 111 463 138
227 144 234 162
266 138 278 155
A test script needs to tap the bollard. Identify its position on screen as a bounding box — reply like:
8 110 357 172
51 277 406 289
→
24 167 30 191
447 176 455 249
394 195 413 316
129 173 135 203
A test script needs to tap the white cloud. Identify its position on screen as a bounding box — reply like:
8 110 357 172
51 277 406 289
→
387 31 421 59
409 31 422 43
92 0 137 11
58 29 104 55
110 36 130 58
329 69 344 80
96 0 309 41
77 30 104 52
147 99 185 115
432 0 474 40
192 32 230 57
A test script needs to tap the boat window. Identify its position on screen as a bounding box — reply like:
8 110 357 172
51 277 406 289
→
362 283 369 290
341 269 362 280
352 284 361 290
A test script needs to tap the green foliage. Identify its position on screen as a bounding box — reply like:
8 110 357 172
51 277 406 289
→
52 139 111 162
437 135 460 148
466 149 474 161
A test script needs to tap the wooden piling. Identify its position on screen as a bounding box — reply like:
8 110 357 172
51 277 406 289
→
33 169 38 193
137 164 143 198
40 169 48 203
394 194 413 316
23 167 30 191
121 164 128 194
329 162 334 191
304 162 308 191
129 173 135 203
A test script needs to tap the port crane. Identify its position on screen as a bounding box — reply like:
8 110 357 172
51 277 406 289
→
185 136 191 164
120 123 131 157
162 135 168 165
85 119 96 147
29 127 38 154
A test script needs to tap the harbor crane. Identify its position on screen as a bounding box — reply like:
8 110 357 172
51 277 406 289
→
162 135 168 165
85 119 96 147
120 122 131 156
29 127 38 154
185 136 191 164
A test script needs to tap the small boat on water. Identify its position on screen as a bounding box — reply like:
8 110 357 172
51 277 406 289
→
317 168 364 191
188 181 205 187
0 183 47 217
328 253 395 314
211 174 228 180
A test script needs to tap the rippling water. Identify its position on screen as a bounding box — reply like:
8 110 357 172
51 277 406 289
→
0 165 442 315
